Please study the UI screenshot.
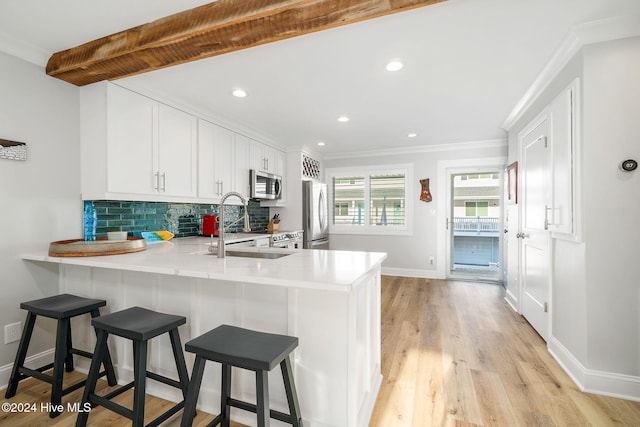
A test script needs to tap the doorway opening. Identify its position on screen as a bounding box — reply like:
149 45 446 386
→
448 171 502 282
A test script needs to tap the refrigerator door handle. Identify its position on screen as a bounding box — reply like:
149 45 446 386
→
318 190 326 231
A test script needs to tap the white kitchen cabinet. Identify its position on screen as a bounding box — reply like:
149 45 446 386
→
250 139 278 174
81 82 197 202
234 133 251 198
198 120 234 202
157 105 197 198
105 84 157 196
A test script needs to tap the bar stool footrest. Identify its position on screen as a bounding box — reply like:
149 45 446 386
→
228 397 298 424
146 371 183 389
100 380 135 401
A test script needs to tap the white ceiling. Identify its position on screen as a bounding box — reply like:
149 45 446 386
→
1 0 639 155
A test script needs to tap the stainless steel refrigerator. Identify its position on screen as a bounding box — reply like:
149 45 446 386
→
302 180 329 249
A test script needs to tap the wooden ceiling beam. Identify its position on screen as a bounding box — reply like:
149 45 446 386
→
46 0 445 86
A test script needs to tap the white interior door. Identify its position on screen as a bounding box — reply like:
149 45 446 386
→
520 117 551 341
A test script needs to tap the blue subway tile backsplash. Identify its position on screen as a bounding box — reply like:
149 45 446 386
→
86 200 270 239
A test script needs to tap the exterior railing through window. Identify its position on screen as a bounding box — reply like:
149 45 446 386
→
453 217 499 233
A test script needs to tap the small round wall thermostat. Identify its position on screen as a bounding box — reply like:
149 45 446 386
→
620 159 638 172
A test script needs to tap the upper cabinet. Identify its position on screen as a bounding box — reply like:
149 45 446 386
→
234 134 251 199
157 105 197 198
80 82 285 205
81 82 197 202
250 140 278 174
198 120 234 202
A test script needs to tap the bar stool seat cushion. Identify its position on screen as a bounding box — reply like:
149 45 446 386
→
20 293 106 319
185 324 298 371
92 306 186 341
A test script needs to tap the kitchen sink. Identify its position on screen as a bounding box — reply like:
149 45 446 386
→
226 250 291 259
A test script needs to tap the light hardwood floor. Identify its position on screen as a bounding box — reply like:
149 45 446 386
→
2 276 639 426
370 276 640 426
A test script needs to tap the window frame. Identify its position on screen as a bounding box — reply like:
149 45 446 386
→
327 164 413 236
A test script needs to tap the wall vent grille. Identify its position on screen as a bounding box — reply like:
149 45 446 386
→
302 154 321 180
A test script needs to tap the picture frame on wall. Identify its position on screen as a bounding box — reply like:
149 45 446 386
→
507 161 518 204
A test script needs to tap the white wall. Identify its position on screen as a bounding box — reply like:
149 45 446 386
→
324 143 507 277
0 52 81 377
582 37 640 376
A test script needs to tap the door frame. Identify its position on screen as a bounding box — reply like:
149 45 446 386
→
436 156 507 280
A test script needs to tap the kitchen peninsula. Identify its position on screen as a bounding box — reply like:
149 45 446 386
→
22 238 386 427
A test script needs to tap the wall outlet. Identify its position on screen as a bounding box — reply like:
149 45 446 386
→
429 256 435 265
4 321 22 344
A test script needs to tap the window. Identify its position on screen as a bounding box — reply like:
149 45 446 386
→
328 165 412 235
465 201 489 217
332 176 365 225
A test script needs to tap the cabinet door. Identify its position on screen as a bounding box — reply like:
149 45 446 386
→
198 120 234 200
250 139 279 173
548 81 577 236
214 127 234 197
249 139 266 172
107 85 157 195
234 134 251 198
158 105 197 197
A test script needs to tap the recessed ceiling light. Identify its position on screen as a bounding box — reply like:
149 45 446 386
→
337 116 350 123
232 88 247 98
385 60 404 72
407 133 418 138
317 141 326 146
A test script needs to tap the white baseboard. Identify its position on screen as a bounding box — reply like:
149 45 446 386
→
504 288 518 312
0 348 55 391
381 267 441 279
548 336 640 402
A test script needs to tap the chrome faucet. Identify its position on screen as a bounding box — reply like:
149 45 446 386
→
216 192 251 258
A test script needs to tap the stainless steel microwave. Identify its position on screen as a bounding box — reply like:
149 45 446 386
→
250 169 282 200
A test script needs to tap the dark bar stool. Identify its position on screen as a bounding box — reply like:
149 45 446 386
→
76 306 190 427
5 293 117 418
181 324 303 427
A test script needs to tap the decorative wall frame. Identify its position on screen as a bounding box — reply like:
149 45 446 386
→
0 139 27 161
507 161 518 204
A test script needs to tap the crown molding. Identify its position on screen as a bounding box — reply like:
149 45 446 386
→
0 30 50 67
502 14 640 131
323 138 507 160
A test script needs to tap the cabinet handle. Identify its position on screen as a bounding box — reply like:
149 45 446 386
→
161 172 166 192
154 172 160 191
544 205 552 230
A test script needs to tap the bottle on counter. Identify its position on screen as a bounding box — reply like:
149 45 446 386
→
83 201 96 241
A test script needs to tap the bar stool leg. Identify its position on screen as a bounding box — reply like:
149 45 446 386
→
132 339 148 427
76 329 109 427
256 370 270 427
180 355 206 427
50 318 70 417
5 312 36 399
169 328 190 399
221 364 232 427
65 320 74 372
90 309 117 386
281 357 303 427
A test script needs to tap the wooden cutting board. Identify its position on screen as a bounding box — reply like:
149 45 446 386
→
48 237 147 257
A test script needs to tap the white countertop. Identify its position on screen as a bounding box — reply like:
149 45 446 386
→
22 236 387 291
